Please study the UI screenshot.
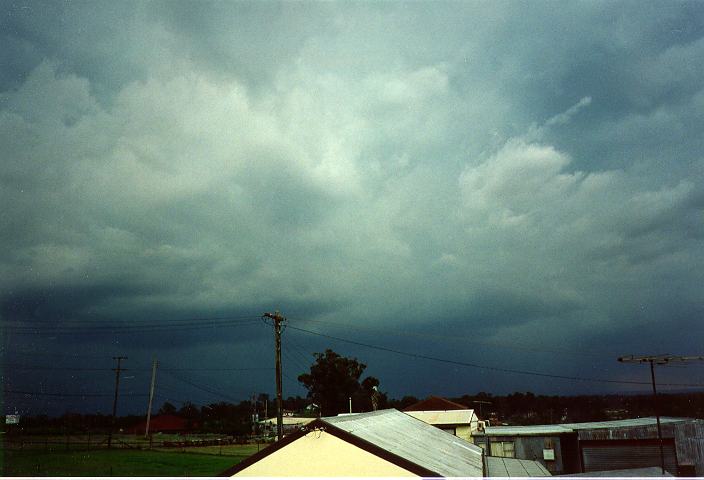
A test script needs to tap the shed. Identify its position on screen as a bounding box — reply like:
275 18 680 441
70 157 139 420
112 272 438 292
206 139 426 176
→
404 396 479 441
475 416 703 476
221 408 485 477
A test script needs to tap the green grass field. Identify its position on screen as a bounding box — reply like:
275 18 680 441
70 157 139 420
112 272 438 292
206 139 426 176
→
1 444 260 477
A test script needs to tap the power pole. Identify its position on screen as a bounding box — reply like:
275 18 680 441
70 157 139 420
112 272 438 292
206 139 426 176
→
251 393 257 436
618 354 704 475
473 400 492 420
108 356 127 449
263 311 286 441
145 359 158 438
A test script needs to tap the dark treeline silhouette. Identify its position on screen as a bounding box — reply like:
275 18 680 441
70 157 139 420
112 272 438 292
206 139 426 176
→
10 391 704 435
443 391 704 425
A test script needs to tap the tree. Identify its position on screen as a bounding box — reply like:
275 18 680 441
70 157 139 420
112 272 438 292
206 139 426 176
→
158 401 177 415
298 349 383 416
179 401 200 430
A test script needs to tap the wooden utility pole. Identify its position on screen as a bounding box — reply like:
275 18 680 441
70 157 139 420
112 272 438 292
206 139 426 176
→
145 359 158 438
473 400 492 420
263 311 286 440
108 356 127 449
618 354 704 475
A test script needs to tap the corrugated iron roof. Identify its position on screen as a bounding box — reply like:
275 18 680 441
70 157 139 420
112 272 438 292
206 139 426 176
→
324 408 484 477
486 456 552 477
258 416 316 426
481 417 693 437
404 395 470 411
405 409 476 426
559 417 691 430
482 425 573 436
560 466 673 477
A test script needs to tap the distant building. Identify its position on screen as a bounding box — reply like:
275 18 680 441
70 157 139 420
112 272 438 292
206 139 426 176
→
257 416 316 437
130 414 195 435
473 417 704 476
403 395 480 441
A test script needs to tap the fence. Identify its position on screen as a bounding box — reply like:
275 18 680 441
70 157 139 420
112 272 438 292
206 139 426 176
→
2 434 240 453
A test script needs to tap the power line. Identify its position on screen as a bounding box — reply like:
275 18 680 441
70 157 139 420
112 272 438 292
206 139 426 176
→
2 364 115 371
293 317 609 359
4 389 148 398
3 319 261 335
286 335 315 367
287 325 704 388
281 349 309 378
1 363 273 372
2 350 115 359
3 314 261 327
160 370 249 404
160 367 274 372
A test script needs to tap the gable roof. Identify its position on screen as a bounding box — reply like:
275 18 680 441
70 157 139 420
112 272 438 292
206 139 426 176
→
220 409 484 477
404 395 470 411
405 409 476 426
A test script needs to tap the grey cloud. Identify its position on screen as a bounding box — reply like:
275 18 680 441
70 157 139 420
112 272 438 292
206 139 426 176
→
2 1 704 413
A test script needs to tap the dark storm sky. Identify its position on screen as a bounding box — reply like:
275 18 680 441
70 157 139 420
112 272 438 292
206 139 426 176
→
2 0 704 416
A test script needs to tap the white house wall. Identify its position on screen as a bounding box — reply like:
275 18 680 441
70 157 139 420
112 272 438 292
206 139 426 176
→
233 430 417 477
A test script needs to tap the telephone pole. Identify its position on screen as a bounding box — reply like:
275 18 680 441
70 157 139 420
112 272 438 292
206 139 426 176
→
145 359 158 438
473 400 492 420
618 354 704 474
108 356 127 449
263 311 286 441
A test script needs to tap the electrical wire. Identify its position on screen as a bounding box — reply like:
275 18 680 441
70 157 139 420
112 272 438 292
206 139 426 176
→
4 320 261 336
2 363 114 371
2 314 261 327
2 315 261 333
4 389 148 398
286 335 315 368
160 369 249 404
287 325 704 388
1 362 274 373
281 349 309 378
293 317 611 359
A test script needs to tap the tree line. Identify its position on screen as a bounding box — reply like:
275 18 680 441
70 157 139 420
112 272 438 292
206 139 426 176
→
9 349 704 434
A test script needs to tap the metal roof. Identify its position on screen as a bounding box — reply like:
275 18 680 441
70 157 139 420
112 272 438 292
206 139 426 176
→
404 395 471 411
559 417 691 430
560 466 673 477
405 409 476 426
482 425 573 436
258 416 316 426
324 409 484 477
481 417 693 437
485 456 552 477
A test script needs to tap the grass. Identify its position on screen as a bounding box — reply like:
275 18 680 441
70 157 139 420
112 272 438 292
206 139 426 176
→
1 444 259 477
3 433 233 451
153 443 262 456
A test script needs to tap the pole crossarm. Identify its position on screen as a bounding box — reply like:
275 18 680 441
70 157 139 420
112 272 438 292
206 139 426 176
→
618 354 704 365
617 352 704 474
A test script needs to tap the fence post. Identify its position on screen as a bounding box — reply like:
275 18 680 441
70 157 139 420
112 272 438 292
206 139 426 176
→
66 433 70 451
88 432 91 451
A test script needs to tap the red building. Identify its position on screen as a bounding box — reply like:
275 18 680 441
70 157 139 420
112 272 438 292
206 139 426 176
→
130 414 196 435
